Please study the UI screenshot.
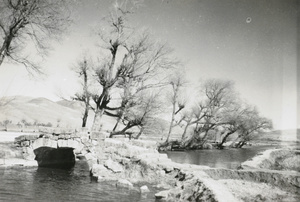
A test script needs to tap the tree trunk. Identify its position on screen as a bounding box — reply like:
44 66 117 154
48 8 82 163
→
109 123 132 138
181 122 191 141
0 43 7 66
135 127 144 139
236 141 246 148
112 110 124 132
166 101 176 143
91 108 104 131
217 131 235 149
81 106 89 128
81 61 89 128
112 117 120 131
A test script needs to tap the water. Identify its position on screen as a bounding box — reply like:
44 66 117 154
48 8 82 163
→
0 145 280 201
0 159 159 202
164 145 276 169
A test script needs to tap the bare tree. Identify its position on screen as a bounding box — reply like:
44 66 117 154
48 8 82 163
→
72 59 92 128
90 4 175 132
178 78 273 150
165 72 186 142
0 0 71 72
214 102 246 148
233 106 272 148
182 79 237 148
109 92 163 139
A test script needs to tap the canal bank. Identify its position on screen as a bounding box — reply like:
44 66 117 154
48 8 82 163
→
90 138 300 201
0 132 299 201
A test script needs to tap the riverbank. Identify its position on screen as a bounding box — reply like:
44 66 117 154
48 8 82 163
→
0 142 38 167
90 138 300 201
1 132 299 201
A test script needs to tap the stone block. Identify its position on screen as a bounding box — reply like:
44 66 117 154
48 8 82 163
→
104 146 117 154
74 143 85 154
140 185 150 193
22 147 35 160
91 164 109 176
57 139 68 147
21 140 30 147
104 158 124 173
58 134 65 139
49 135 55 140
14 135 26 144
44 134 52 139
85 152 95 161
116 179 133 188
131 139 157 149
25 134 39 141
104 138 124 148
92 140 98 146
155 190 170 199
81 149 88 156
64 135 71 139
32 138 57 150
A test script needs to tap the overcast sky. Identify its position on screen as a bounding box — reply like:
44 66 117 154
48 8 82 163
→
0 0 298 130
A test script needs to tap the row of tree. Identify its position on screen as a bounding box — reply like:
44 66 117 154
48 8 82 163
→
0 119 53 128
70 3 272 148
0 0 272 149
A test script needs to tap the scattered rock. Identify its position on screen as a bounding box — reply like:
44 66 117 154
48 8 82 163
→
104 158 124 173
155 183 172 190
140 185 150 193
155 190 170 199
116 179 133 188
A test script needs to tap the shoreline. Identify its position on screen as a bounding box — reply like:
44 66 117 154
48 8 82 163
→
0 135 299 201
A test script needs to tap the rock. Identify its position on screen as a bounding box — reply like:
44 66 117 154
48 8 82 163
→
22 147 35 160
140 185 150 193
155 190 169 199
155 183 172 190
131 139 157 149
57 139 80 149
104 158 124 173
32 138 57 150
91 164 109 177
116 179 133 188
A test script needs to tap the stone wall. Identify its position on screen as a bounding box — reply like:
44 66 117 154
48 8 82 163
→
14 131 99 168
90 138 238 202
90 139 300 201
241 148 300 172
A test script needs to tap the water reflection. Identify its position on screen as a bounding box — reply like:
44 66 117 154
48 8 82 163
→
0 159 158 201
165 146 276 169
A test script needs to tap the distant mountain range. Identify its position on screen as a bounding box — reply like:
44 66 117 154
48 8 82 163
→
0 96 86 128
0 96 172 139
3 96 296 143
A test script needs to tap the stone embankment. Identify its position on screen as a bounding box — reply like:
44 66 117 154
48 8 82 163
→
241 148 300 172
1 132 299 201
1 130 99 168
90 139 300 201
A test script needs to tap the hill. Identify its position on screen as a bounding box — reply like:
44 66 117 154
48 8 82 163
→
0 96 83 128
56 99 83 110
0 96 175 139
0 96 141 132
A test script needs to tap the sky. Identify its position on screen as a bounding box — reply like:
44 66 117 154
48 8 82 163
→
0 0 298 130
